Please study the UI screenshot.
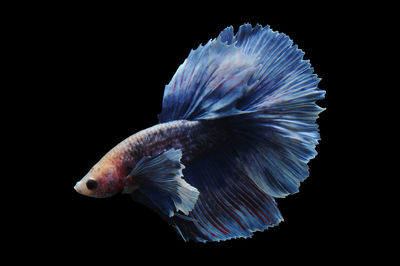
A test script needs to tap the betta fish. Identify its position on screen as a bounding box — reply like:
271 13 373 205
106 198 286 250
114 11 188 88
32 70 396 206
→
74 24 325 242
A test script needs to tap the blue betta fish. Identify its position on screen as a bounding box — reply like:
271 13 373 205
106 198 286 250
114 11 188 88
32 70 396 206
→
74 24 325 242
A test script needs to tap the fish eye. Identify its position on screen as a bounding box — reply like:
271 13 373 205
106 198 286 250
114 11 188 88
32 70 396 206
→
86 179 98 190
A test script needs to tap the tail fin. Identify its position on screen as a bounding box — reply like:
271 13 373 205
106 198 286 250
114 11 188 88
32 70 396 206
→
158 24 325 241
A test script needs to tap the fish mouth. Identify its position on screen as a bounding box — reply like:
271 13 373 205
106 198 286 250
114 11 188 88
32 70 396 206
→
74 181 83 194
74 180 97 197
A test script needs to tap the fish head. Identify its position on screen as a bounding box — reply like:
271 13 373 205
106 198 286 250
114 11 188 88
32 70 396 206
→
74 160 122 198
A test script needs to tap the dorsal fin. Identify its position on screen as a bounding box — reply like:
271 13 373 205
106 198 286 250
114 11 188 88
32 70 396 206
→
158 38 259 122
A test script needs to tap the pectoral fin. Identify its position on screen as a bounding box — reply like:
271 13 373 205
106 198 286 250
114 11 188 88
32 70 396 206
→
126 148 199 218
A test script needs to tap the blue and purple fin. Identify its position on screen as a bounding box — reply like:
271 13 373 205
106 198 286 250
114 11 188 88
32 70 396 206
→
155 24 325 242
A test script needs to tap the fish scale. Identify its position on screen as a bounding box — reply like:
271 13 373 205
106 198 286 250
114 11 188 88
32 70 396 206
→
109 120 221 172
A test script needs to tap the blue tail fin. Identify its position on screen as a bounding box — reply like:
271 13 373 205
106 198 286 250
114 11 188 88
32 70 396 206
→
157 24 325 242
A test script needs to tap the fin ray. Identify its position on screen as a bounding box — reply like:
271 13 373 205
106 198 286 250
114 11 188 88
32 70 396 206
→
127 149 199 217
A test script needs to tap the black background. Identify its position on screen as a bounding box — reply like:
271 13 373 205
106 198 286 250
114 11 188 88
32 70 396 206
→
50 2 377 261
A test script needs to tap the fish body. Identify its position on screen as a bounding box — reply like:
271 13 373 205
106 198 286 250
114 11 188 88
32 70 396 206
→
75 120 221 198
74 24 325 242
